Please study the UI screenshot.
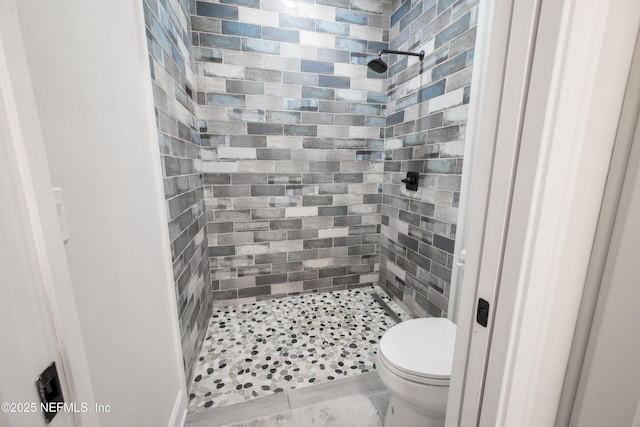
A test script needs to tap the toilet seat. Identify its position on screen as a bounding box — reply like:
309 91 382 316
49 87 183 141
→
378 350 450 386
378 318 456 386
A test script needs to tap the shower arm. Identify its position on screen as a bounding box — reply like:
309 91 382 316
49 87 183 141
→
378 49 425 61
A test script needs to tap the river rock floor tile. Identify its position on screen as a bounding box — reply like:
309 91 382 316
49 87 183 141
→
187 286 410 413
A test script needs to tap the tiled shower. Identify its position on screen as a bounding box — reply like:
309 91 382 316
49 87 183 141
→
143 0 477 386
192 0 388 306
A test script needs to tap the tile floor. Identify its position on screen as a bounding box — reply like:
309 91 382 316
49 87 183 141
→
186 373 389 427
187 286 410 413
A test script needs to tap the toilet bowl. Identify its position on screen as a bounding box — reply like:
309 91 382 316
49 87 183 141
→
377 317 457 427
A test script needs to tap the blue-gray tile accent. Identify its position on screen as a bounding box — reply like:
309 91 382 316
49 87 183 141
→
317 48 351 63
367 41 388 54
432 52 467 80
390 1 410 27
318 75 350 88
242 38 280 54
301 60 335 75
221 21 262 38
302 86 335 100
200 33 241 50
335 37 367 52
435 12 471 48
246 68 282 83
437 0 456 14
399 3 422 31
248 123 283 135
386 110 404 126
335 8 368 25
221 0 260 8
267 111 301 123
351 103 381 115
263 27 300 43
388 57 408 76
196 1 238 20
226 80 264 95
207 93 246 107
286 98 320 111
280 14 315 31
316 20 350 36
367 91 387 103
283 72 318 86
350 53 369 65
366 116 385 127
284 124 318 136
417 79 446 103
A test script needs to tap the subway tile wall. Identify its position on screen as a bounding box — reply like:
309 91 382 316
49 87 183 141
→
141 0 478 375
190 0 393 303
378 0 478 317
143 0 212 383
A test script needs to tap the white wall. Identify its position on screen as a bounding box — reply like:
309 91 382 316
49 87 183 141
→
14 1 187 425
569 74 640 427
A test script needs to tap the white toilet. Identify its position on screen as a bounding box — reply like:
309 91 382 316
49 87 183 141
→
377 317 457 427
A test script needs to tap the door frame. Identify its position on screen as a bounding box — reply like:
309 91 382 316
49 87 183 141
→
0 1 99 425
447 0 545 422
447 0 640 425
561 32 640 427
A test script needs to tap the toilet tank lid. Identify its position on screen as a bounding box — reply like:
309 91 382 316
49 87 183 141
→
379 318 457 380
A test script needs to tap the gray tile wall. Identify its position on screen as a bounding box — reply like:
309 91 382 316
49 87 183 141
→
190 0 393 303
378 0 478 317
142 0 477 359
143 0 212 383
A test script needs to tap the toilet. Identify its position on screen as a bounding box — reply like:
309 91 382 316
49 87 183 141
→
377 317 457 427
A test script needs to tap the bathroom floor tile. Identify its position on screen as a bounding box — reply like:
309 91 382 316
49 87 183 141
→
188 286 410 413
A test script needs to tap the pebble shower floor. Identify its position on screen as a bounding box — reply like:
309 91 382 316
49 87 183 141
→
188 286 410 412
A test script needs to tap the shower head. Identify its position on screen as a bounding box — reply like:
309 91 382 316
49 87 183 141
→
366 49 426 74
367 56 388 73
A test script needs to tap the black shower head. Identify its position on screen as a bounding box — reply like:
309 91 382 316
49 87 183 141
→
367 56 388 73
367 49 426 74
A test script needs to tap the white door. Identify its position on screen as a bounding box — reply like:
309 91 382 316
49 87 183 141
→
0 73 75 427
0 1 99 425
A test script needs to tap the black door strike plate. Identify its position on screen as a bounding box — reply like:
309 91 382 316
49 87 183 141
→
36 362 64 423
477 298 489 327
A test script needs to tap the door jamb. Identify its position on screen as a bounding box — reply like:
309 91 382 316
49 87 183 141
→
446 0 543 423
447 0 640 425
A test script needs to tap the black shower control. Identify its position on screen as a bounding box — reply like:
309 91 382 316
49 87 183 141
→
401 171 419 191
477 298 490 327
